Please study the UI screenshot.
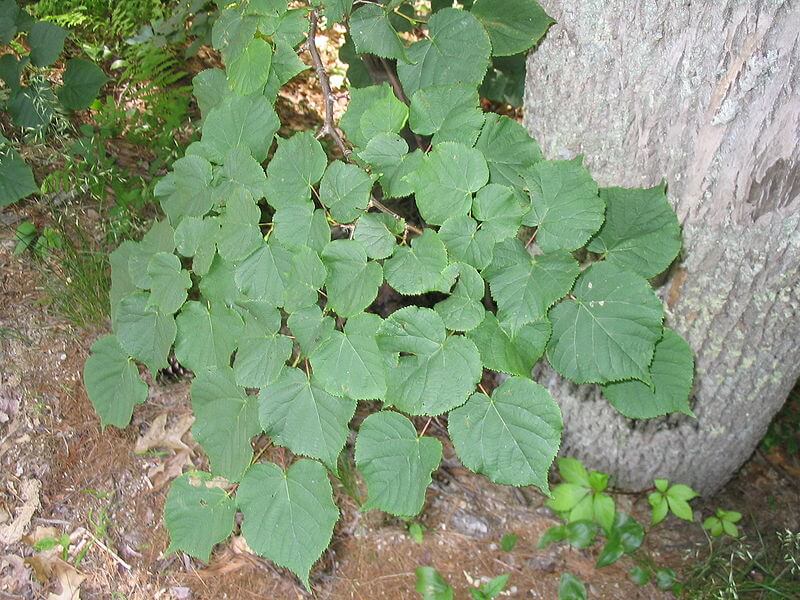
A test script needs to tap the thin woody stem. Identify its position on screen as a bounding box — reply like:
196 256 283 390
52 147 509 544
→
308 10 350 158
370 197 423 235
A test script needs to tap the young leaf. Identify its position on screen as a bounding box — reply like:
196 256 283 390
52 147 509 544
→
83 335 148 429
523 158 605 252
378 306 482 415
384 229 451 295
587 184 682 278
355 411 442 517
547 262 664 384
319 161 373 223
486 246 579 331
259 368 356 473
470 0 554 56
164 472 236 563
397 8 491 97
472 183 529 241
115 292 177 375
175 301 244 374
448 377 562 491
264 131 327 209
321 239 383 317
438 215 496 270
237 460 339 590
474 113 542 188
596 513 645 568
349 4 406 61
602 328 695 419
357 133 421 198
310 321 387 400
500 533 518 552
190 367 259 482
648 491 669 525
411 142 489 226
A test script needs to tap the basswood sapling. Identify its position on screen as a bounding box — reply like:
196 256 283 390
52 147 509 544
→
82 0 694 589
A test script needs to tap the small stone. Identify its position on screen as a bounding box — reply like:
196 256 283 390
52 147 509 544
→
170 586 192 599
527 552 560 573
450 511 489 538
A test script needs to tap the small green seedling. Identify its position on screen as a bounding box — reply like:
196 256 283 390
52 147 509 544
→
500 532 518 552
702 508 742 538
558 573 587 600
416 567 453 600
648 479 698 524
408 521 425 544
469 574 509 600
547 457 616 533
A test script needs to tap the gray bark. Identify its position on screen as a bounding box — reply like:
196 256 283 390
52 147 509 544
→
523 0 800 494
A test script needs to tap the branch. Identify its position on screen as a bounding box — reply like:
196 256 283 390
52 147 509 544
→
308 10 350 158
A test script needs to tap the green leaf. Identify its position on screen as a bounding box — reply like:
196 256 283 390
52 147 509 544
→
439 215 496 270
602 328 695 419
263 40 308 101
596 513 644 568
215 189 263 262
131 220 179 292
475 114 542 189
310 320 387 400
494 533 516 553
83 335 148 428
109 242 138 323
232 309 292 388
146 252 191 314
353 212 402 259
58 58 108 110
358 133 423 198
164 472 236 562
115 292 177 375
199 254 241 305
349 4 406 61
556 457 590 486
378 307 482 416
434 263 486 332
466 312 550 376
287 304 335 356
409 85 485 146
340 83 408 149
384 229 451 295
411 142 489 226
481 574 510 598
190 367 259 481
448 377 562 491
234 242 293 306
211 8 259 64
472 183 529 241
486 245 579 330
192 68 228 118
654 568 678 591
323 0 353 24
397 8 491 97
264 131 327 209
217 147 268 201
272 205 330 253
594 493 616 533
416 566 455 600
237 460 339 590
0 142 37 207
156 155 214 225
228 37 272 95
0 0 19 43
321 239 383 317
201 95 279 163
557 573 587 600
546 483 589 513
283 246 327 312
563 521 599 549
667 496 694 522
355 411 442 517
28 21 67 67
259 368 356 473
649 492 668 525
320 161 373 223
523 158 605 252
471 0 554 56
547 262 664 384
174 217 218 276
654 478 669 493
9 83 55 130
175 300 244 374
667 483 699 502
0 54 23 94
629 565 651 586
587 184 682 278
480 54 526 107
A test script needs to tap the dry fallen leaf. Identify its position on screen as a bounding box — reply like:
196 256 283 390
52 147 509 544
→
0 478 41 545
135 413 194 454
26 549 85 600
149 449 193 491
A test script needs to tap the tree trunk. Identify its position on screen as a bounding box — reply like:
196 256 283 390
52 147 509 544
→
523 0 800 495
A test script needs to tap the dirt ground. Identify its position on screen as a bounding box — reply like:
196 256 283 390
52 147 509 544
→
2 214 800 600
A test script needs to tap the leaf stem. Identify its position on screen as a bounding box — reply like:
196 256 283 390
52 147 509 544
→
370 197 423 235
419 417 433 438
